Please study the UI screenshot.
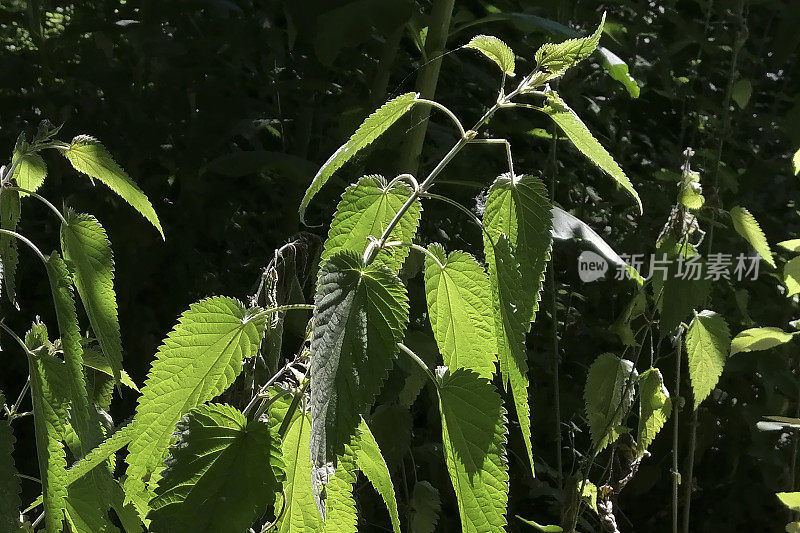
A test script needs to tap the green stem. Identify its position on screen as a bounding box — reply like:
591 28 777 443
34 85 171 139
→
0 229 46 263
398 342 437 387
672 330 683 533
6 186 68 225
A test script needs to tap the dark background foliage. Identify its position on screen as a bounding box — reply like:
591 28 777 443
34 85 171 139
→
1 0 799 531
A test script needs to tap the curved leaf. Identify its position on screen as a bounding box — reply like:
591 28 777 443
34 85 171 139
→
61 135 163 239
465 35 515 76
322 175 421 271
543 92 642 213
299 93 417 223
685 311 731 409
309 253 408 497
12 151 47 193
123 297 267 505
424 244 496 380
785 256 800 297
636 368 671 456
730 206 775 268
533 13 604 83
730 327 797 356
352 419 400 532
61 210 123 387
584 353 636 451
149 403 284 533
437 368 509 532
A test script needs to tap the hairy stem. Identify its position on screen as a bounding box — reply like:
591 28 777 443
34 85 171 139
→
5 186 68 225
672 330 683 533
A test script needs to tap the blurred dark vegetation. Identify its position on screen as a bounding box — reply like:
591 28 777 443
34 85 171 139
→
1 0 799 531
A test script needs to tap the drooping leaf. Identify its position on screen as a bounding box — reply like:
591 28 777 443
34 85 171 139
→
636 368 671 456
465 35 515 76
322 455 358 532
731 79 752 109
778 492 800 512
299 93 417 223
584 353 636 451
309 252 408 497
596 47 640 98
45 253 105 453
685 311 731 409
409 481 441 533
61 135 163 239
0 188 21 305
122 297 267 506
12 151 47 193
785 256 800 297
730 327 797 356
0 391 22 532
61 210 123 387
542 92 642 213
730 206 775 268
322 175 421 271
270 396 322 533
533 13 604 83
149 404 285 533
483 234 533 472
27 350 70 533
424 244 496 380
437 368 509 532
483 173 553 325
352 419 401 533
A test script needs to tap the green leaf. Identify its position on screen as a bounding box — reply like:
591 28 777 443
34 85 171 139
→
0 392 21 532
517 516 563 532
731 79 752 109
778 239 800 253
81 347 138 392
584 353 636 451
483 234 533 472
437 368 509 532
424 244 496 380
299 93 417 223
730 206 775 268
12 151 47 193
465 35 515 76
578 481 598 514
785 256 800 297
483 174 553 325
533 13 604 83
778 492 800 512
793 148 800 176
61 135 163 239
409 481 441 533
652 239 711 335
352 419 400 533
61 210 123 388
45 253 105 453
542 92 642 213
685 311 731 409
636 368 671 456
730 327 797 356
270 397 322 533
309 252 408 494
0 188 21 305
27 350 70 533
149 404 285 533
596 47 640 99
322 175 421 271
122 297 267 506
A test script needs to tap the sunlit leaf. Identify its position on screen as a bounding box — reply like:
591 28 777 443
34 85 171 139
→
636 368 671 455
685 311 730 409
730 206 775 268
730 327 797 356
465 35 515 76
584 353 636 451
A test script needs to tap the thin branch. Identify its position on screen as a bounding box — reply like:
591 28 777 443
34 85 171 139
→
397 342 437 387
0 229 46 263
467 138 515 179
5 186 68 225
415 98 467 138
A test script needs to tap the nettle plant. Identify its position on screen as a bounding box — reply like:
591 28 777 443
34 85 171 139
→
2 15 794 533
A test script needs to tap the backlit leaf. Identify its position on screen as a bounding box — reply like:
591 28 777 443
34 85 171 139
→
533 14 604 83
636 368 671 455
465 35 515 76
584 353 636 451
730 327 797 356
0 188 21 305
12 151 47 193
685 311 730 409
299 93 417 223
730 206 775 268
